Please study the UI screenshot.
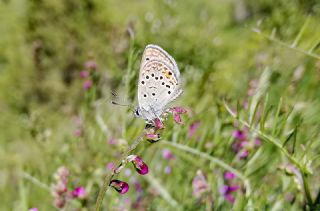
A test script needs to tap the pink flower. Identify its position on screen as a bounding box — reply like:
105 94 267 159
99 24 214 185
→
154 118 165 129
29 208 38 211
192 170 209 198
238 149 249 159
164 166 172 174
110 180 129 194
79 70 89 78
72 186 87 199
224 171 235 180
170 107 188 124
232 130 246 141
127 155 149 175
106 162 115 170
219 185 239 203
162 149 175 160
73 128 83 137
188 120 201 138
83 80 93 90
144 133 160 142
85 60 97 69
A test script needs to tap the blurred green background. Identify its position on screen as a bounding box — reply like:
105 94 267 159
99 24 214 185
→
1 0 320 210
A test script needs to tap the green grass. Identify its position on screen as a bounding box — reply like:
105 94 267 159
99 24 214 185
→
1 0 320 210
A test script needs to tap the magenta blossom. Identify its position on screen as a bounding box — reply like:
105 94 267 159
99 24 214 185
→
127 155 149 175
85 60 97 69
224 171 235 180
170 107 188 124
73 128 83 137
192 170 209 199
232 130 246 141
154 118 165 129
83 80 93 90
72 186 87 199
164 166 172 174
79 70 89 78
188 120 201 138
219 185 239 203
106 162 115 171
110 180 129 194
162 149 175 160
144 133 160 142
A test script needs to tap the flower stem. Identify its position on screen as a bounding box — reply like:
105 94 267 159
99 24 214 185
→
94 131 146 211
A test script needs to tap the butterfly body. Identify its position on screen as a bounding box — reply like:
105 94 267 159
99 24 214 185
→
135 44 182 122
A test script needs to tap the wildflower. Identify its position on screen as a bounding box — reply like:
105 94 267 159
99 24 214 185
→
164 166 172 174
127 155 149 175
124 169 132 177
83 80 92 90
154 118 165 129
106 162 115 171
232 130 246 141
188 120 201 138
238 149 249 159
85 59 97 69
72 186 87 199
192 170 210 199
52 166 70 209
110 180 129 194
28 208 38 211
219 185 239 203
79 70 89 78
144 133 160 142
162 149 175 160
224 171 235 180
73 128 83 137
170 107 188 124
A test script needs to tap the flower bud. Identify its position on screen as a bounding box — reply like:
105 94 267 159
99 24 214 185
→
109 179 129 194
127 155 149 175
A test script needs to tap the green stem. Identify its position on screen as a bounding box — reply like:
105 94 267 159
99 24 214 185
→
94 131 146 211
161 141 253 209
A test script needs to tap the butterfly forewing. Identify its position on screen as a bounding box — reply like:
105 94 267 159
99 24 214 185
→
140 45 180 79
137 44 182 120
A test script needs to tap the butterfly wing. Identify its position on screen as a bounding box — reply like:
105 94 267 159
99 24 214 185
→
140 44 180 80
138 45 182 120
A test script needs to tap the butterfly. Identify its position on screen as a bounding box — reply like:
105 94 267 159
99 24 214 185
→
134 44 183 123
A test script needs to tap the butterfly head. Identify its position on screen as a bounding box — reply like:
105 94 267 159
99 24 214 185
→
134 107 143 118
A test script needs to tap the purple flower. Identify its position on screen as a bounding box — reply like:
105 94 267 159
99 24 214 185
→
238 149 249 159
85 60 97 69
29 208 38 211
232 130 246 141
107 138 117 145
154 118 165 129
106 162 115 171
79 70 89 78
164 166 172 174
73 128 83 137
83 80 92 90
224 171 235 180
72 186 87 199
162 149 175 160
127 155 149 175
192 170 209 198
255 138 262 146
170 107 188 124
144 133 160 141
219 185 239 203
110 180 129 194
188 120 201 138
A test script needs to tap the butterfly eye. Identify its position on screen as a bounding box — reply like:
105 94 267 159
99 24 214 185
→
146 57 150 61
135 109 140 116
